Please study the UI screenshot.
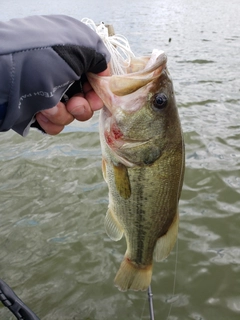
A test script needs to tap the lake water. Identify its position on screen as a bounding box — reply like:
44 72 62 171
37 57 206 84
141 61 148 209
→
1 0 240 319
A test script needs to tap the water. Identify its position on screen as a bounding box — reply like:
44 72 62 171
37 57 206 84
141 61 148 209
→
1 0 240 319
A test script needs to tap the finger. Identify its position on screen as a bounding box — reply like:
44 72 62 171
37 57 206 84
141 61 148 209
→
66 94 93 121
85 89 105 111
36 113 64 135
82 81 93 94
82 64 111 94
82 64 111 111
98 64 111 76
40 102 74 126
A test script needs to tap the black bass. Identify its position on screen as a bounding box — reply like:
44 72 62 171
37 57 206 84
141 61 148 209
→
87 49 185 291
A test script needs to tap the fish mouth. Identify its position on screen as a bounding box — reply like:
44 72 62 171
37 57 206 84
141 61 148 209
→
108 50 167 96
87 50 167 113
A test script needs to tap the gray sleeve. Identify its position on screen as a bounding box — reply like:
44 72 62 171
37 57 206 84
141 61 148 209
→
0 15 110 136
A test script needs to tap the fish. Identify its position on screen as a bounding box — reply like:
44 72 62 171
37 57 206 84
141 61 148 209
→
87 49 185 291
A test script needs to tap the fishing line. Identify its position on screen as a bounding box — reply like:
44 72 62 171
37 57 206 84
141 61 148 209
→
83 18 158 320
165 125 184 319
166 237 179 320
81 18 135 75
141 241 179 320
140 292 148 320
82 18 181 320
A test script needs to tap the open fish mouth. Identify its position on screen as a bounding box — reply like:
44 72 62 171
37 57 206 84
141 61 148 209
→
108 50 167 96
87 50 168 115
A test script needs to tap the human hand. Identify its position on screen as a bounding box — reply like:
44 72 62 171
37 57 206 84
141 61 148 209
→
35 67 110 135
0 15 111 136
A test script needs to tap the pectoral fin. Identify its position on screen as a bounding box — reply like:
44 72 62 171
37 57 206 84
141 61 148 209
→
105 208 123 241
113 164 131 199
154 212 179 262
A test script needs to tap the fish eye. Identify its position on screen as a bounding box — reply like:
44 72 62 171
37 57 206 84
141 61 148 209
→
153 93 168 110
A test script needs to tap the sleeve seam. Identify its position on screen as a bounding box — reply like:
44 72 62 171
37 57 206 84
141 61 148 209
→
8 53 15 108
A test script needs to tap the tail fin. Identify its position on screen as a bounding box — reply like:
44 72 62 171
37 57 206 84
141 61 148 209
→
114 257 152 291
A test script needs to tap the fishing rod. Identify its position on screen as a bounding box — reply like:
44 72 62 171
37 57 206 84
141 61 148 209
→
148 285 155 320
0 279 40 320
1 278 155 320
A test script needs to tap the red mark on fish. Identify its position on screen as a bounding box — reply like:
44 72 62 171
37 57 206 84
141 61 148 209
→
105 123 123 147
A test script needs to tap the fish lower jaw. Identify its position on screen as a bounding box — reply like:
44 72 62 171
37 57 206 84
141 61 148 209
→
114 257 153 292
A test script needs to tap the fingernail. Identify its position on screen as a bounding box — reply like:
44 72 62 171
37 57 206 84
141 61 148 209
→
41 105 59 116
71 106 85 116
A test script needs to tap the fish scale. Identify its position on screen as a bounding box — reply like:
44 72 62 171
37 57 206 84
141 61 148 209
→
87 49 185 291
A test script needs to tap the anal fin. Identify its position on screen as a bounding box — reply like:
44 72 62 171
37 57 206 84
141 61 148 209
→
104 208 123 241
154 211 179 262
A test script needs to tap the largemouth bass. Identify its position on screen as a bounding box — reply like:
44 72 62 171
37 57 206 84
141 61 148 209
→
87 49 185 291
